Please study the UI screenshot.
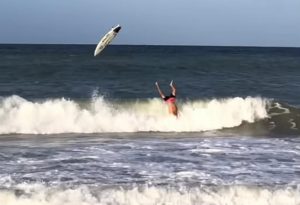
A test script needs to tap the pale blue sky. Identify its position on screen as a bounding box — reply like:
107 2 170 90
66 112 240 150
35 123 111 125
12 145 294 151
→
1 0 299 47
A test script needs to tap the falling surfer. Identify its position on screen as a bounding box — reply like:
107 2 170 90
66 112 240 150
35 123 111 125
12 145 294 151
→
155 80 178 117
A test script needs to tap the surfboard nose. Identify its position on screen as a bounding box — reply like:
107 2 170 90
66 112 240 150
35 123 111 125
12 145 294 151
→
113 26 121 33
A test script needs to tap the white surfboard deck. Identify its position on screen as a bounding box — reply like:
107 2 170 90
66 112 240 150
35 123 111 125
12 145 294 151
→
94 25 121 56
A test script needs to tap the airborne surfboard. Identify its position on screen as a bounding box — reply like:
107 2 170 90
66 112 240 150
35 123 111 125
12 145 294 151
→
94 25 121 56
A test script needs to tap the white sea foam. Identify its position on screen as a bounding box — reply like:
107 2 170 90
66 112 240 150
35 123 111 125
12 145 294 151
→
0 184 299 205
0 95 269 134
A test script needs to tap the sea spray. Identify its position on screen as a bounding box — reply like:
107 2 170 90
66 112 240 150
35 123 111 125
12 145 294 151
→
0 184 299 205
0 95 269 134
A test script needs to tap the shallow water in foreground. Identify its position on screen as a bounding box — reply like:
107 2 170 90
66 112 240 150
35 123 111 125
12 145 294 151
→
0 133 299 205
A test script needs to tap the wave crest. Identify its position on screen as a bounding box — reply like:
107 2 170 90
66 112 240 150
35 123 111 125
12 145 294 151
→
0 95 269 134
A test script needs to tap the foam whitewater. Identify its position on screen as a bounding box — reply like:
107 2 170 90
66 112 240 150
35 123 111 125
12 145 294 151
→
0 95 271 134
1 183 300 205
1 94 299 135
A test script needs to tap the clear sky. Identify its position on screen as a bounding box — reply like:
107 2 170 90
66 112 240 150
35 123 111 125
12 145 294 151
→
1 0 299 47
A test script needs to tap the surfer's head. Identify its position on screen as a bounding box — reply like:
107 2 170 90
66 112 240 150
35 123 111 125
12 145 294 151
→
166 97 176 104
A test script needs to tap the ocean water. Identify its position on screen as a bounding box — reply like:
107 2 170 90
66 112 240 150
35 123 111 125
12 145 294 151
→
0 44 300 205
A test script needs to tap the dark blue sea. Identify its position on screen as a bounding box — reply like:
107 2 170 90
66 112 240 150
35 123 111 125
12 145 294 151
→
0 44 299 204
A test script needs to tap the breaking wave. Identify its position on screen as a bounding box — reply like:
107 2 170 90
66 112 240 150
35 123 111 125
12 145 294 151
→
0 183 299 205
0 95 269 134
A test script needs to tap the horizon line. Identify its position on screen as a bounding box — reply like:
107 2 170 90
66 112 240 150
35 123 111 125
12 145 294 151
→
0 43 299 49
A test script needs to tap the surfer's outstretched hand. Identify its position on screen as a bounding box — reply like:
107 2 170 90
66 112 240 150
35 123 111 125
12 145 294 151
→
170 80 174 87
155 82 159 86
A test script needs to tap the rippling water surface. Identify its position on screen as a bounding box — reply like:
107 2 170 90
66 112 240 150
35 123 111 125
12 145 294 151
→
0 45 300 204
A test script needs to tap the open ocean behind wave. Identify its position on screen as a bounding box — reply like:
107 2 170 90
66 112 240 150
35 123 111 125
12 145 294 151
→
0 44 300 204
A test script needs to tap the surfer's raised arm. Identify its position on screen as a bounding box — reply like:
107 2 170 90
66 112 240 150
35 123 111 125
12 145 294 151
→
170 80 176 96
155 82 165 99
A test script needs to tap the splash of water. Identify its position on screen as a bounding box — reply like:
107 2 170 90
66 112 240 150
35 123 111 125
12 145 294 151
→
0 184 299 205
0 95 269 134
